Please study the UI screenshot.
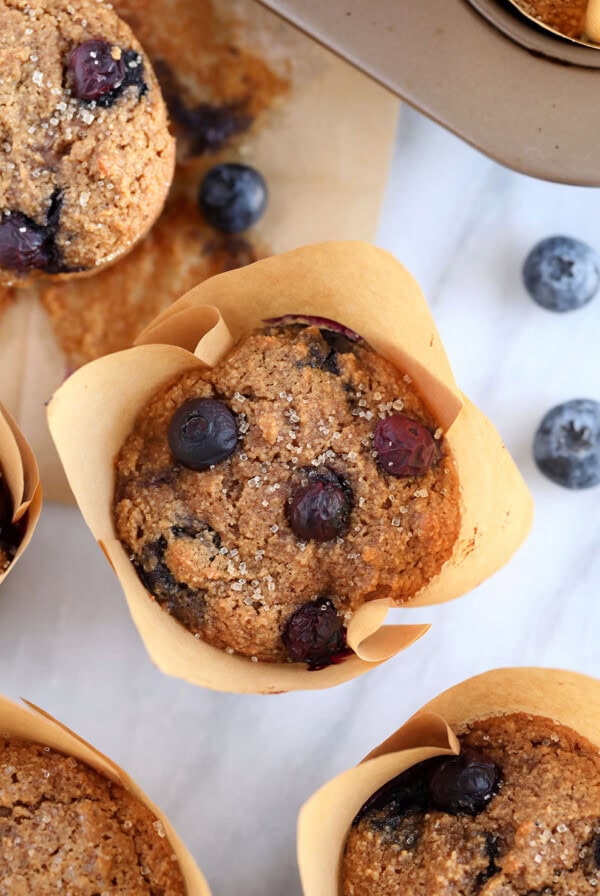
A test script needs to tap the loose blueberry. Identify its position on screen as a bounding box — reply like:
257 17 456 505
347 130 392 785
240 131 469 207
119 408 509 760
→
68 40 125 102
533 399 600 489
198 163 267 234
374 414 435 477
428 750 501 816
523 236 600 312
282 597 351 670
0 213 55 273
288 469 353 542
168 398 238 471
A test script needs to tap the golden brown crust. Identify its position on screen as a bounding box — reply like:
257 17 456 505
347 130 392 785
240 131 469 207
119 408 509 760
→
0 736 185 895
113 324 460 663
0 0 175 285
343 712 600 896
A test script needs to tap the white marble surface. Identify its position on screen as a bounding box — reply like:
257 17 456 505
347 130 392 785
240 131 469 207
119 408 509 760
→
1 107 600 896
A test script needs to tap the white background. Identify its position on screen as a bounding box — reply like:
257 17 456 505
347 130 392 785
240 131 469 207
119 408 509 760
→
1 106 600 896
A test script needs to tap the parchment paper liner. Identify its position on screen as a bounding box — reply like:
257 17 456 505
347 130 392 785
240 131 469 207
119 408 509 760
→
298 667 600 896
47 241 533 693
0 402 41 585
0 693 208 895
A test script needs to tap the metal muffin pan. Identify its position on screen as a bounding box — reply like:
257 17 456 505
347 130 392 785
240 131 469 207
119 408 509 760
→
257 0 600 185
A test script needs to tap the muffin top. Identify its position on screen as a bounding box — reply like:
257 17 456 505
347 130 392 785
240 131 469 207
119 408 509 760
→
0 0 175 284
343 712 600 896
0 735 185 895
113 322 460 666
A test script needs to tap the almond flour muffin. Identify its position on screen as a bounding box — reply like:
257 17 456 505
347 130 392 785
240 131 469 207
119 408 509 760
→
0 736 185 895
0 0 175 285
113 321 461 668
343 712 600 896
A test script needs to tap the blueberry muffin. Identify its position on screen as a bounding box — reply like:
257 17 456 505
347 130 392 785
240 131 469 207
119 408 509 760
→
0 0 175 285
514 0 588 38
343 712 600 896
0 736 185 895
0 469 20 573
113 321 461 668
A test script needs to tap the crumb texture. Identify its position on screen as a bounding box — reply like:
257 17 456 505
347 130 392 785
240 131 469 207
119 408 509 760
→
113 324 460 663
0 736 186 896
0 0 174 283
343 712 600 896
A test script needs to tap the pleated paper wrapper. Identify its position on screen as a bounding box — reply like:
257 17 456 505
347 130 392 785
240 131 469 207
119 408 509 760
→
297 667 600 896
0 402 42 586
0 693 209 895
47 241 533 693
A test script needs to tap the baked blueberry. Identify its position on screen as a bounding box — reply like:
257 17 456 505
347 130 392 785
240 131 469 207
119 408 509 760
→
68 39 126 102
0 214 55 274
523 236 600 312
198 163 267 233
264 315 362 344
533 399 600 489
282 597 350 669
428 750 501 816
168 398 238 471
288 468 353 542
353 758 436 824
374 414 435 477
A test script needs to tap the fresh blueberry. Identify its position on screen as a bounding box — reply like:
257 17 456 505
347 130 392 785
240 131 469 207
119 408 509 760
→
0 213 55 273
198 163 267 233
523 236 600 312
168 398 238 471
374 414 435 477
288 468 353 542
68 40 125 102
428 750 501 816
533 399 600 489
282 597 351 670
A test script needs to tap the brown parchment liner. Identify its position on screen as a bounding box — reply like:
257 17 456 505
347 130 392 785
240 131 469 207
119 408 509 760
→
47 241 533 693
0 402 41 585
0 693 208 896
297 667 600 896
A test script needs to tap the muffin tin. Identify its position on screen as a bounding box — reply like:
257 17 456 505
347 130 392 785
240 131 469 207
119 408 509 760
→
257 0 600 185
